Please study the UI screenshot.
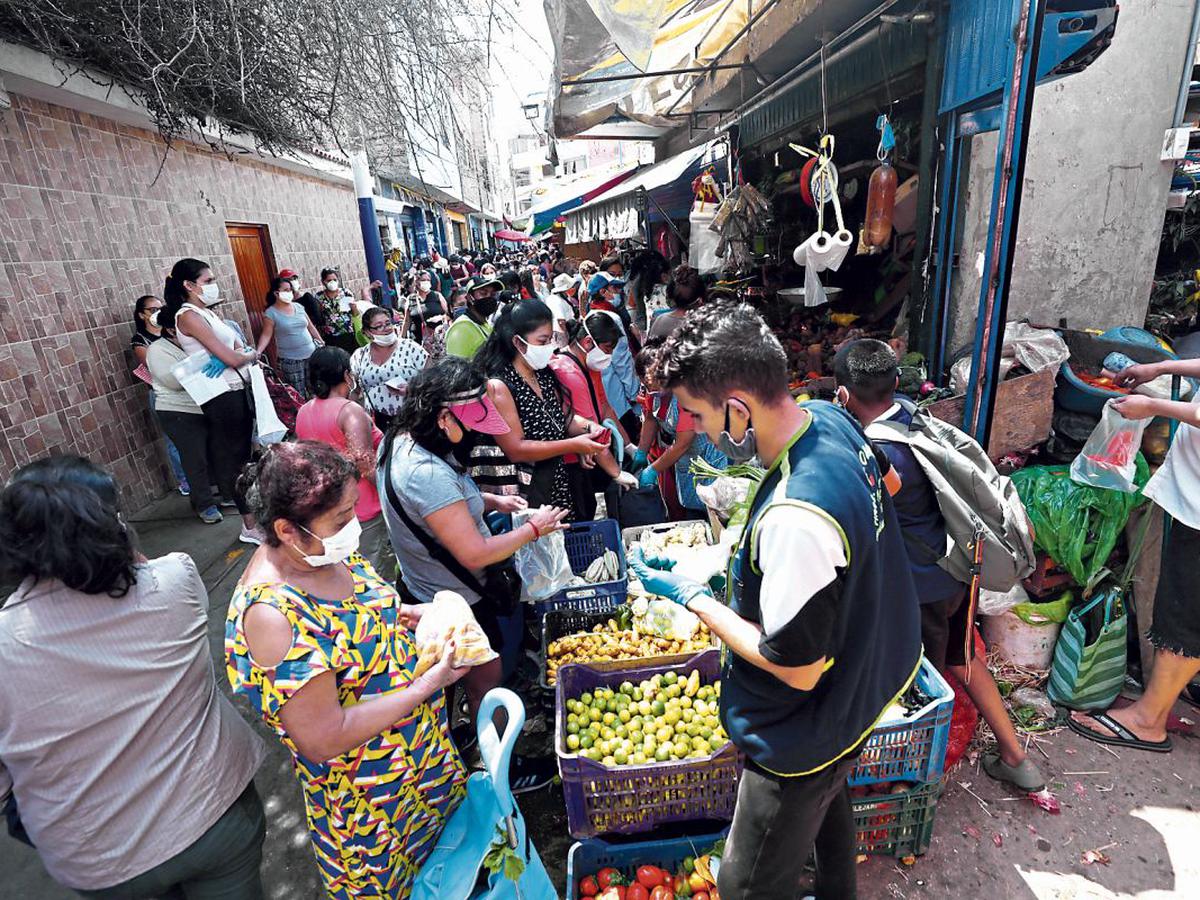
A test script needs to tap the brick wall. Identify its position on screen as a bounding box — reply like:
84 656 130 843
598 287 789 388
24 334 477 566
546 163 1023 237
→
0 92 369 511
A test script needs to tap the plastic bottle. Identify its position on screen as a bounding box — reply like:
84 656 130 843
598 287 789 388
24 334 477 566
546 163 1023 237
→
863 161 897 248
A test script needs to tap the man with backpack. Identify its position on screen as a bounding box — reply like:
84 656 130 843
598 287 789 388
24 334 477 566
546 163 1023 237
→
834 338 1046 792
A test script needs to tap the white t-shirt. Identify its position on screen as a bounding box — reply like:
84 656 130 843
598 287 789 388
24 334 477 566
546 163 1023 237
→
1143 420 1200 529
177 303 245 390
752 504 847 636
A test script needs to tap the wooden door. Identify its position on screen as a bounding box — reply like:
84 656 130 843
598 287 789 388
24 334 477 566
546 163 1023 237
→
226 223 277 343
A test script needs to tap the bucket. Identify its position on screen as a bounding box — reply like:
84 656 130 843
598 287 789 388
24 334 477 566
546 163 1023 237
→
981 610 1062 669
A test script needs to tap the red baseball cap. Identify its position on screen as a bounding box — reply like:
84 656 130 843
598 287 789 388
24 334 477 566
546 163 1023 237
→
278 268 299 279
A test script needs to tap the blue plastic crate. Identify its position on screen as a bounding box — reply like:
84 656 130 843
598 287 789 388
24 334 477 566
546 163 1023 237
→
848 657 954 787
532 519 627 619
566 831 728 900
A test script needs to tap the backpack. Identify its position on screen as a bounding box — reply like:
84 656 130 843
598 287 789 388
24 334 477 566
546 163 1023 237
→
866 396 1036 592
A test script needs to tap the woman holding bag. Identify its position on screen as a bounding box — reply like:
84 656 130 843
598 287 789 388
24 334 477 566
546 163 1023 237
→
163 257 265 544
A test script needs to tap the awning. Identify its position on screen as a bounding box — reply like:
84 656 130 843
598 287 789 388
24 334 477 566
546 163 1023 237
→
494 229 532 243
562 140 721 244
528 165 639 235
546 0 749 138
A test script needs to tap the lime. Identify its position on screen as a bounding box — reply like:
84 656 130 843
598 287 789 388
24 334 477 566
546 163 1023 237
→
579 692 593 707
579 734 594 749
618 708 631 723
567 721 580 735
654 745 671 762
601 727 615 741
602 756 617 767
588 708 601 723
619 681 634 695
632 752 647 765
663 671 678 685
651 700 666 717
656 726 674 743
567 734 580 751
602 711 616 726
613 748 629 765
632 687 643 702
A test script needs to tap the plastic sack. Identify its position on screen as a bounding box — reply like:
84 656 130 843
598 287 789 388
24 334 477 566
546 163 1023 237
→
1070 400 1151 493
511 510 573 602
978 582 1031 617
695 475 752 519
950 322 1070 393
689 205 722 275
628 593 703 641
413 591 499 677
1011 462 1147 588
1010 590 1073 626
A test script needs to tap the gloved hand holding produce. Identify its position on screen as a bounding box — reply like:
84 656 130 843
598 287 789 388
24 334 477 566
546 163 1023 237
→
412 591 499 677
628 546 711 608
638 466 659 489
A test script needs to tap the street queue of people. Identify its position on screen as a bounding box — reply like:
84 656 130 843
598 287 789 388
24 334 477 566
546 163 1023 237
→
5 241 1200 900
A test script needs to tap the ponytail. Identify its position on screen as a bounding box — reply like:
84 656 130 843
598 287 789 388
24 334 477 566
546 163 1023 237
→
163 257 210 318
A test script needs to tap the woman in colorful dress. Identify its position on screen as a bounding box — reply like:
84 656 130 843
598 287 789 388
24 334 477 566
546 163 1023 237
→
226 440 468 899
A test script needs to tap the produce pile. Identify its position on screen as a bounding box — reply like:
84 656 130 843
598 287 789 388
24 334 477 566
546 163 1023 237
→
575 840 724 900
562 670 730 766
566 548 623 587
636 522 710 555
546 615 714 686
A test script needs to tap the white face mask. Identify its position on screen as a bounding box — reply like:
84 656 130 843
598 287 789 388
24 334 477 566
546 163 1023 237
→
325 280 340 292
291 280 303 294
371 329 398 347
201 283 220 302
418 281 432 292
148 310 161 328
277 291 294 303
519 338 556 370
295 517 362 567
585 344 612 372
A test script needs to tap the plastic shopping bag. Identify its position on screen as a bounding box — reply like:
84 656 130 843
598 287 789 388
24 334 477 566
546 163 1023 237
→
511 510 573 602
248 365 287 445
413 591 499 677
689 204 722 274
1069 400 1150 493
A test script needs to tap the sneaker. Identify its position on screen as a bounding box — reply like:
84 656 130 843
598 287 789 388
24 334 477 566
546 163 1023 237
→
178 482 191 497
199 506 224 525
239 525 267 545
509 754 556 795
450 722 478 754
216 497 238 509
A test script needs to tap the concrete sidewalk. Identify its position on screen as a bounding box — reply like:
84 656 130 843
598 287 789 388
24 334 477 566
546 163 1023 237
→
3 492 1199 898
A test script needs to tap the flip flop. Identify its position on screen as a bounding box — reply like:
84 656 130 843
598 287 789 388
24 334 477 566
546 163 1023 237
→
982 752 1046 792
1067 711 1173 753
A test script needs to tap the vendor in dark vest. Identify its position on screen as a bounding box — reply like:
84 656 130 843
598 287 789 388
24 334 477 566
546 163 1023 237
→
631 303 921 900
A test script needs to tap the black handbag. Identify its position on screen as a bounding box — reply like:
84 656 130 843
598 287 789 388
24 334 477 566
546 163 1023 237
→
605 483 668 529
382 445 521 615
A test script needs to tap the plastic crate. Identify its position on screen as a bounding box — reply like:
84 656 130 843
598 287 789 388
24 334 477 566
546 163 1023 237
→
848 658 955 787
621 520 714 550
852 779 941 857
539 607 720 693
532 519 627 620
565 831 728 900
555 650 742 839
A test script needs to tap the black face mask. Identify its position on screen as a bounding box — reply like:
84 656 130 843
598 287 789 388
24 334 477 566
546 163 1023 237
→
472 294 499 318
425 413 479 467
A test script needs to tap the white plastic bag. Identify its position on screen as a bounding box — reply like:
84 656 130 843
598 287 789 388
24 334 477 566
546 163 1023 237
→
1069 400 1149 493
627 592 703 641
511 510 573 602
172 352 229 406
949 322 1069 393
689 205 722 275
412 590 499 677
978 582 1031 617
248 365 287 445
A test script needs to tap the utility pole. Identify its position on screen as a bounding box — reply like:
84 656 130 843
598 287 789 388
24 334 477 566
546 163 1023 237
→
350 149 391 308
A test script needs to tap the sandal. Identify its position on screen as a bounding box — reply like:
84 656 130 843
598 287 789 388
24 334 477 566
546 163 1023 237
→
982 751 1046 792
1067 711 1172 753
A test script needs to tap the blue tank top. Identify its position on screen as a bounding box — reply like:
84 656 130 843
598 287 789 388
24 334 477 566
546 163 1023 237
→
265 304 317 359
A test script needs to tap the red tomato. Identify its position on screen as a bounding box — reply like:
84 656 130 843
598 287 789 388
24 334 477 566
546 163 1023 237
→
649 887 672 900
662 873 675 892
694 893 711 900
597 868 622 889
636 866 665 889
626 884 650 900
596 888 625 900
580 876 599 897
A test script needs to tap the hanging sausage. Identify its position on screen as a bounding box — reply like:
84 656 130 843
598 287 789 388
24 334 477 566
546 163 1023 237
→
863 115 897 249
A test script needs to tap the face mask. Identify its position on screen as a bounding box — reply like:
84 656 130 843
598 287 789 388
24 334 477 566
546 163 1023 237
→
585 344 612 372
148 310 161 327
291 280 303 294
295 517 362 567
371 329 398 347
278 291 294 303
325 280 340 292
419 281 432 292
472 294 498 318
201 283 220 302
519 338 556 370
716 401 758 463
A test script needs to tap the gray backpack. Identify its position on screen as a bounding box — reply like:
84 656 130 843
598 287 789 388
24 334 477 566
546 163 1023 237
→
866 397 1036 592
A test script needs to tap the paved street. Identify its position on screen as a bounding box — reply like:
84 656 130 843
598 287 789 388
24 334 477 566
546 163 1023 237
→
3 492 1198 899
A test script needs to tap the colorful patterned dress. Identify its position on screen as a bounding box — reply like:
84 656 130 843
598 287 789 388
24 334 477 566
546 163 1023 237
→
226 555 466 899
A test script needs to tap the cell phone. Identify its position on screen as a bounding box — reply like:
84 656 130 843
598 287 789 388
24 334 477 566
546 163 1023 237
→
593 428 611 446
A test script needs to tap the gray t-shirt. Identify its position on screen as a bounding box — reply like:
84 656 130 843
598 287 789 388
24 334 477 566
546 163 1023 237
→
0 554 264 890
379 435 491 604
265 303 317 359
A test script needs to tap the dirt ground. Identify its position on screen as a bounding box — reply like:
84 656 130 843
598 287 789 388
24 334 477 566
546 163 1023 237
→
3 494 1197 899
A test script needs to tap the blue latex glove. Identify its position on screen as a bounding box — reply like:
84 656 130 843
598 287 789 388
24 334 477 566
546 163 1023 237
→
638 465 659 489
628 546 711 607
201 356 228 378
632 448 649 468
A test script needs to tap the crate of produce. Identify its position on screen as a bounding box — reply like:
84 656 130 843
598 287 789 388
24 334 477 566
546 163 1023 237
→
532 519 627 620
540 606 718 692
847 657 954 787
621 520 714 550
852 779 940 857
566 831 727 900
555 650 742 839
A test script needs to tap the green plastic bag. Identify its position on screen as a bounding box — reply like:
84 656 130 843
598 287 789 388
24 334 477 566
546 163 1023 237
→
1010 458 1148 588
1010 590 1073 626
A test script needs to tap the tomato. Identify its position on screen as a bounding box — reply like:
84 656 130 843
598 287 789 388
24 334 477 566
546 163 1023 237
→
636 866 665 889
597 868 623 889
649 887 672 900
688 873 708 893
626 884 650 900
596 888 625 900
580 876 599 897
674 877 693 897
662 873 675 892
693 892 710 900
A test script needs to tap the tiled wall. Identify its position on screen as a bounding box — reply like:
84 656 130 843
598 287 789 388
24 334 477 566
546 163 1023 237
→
0 93 369 511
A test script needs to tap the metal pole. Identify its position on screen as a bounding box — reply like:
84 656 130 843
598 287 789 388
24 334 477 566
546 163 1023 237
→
1173 0 1200 125
564 63 749 86
350 150 391 308
963 0 1046 444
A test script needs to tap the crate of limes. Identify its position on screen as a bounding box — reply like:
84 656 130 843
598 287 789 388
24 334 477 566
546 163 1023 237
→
554 649 743 839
